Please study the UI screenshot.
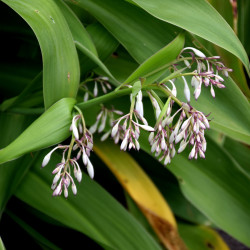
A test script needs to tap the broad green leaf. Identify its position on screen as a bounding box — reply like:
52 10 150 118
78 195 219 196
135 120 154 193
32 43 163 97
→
68 0 179 63
179 223 229 250
6 210 60 250
129 0 250 73
15 152 161 250
0 112 37 216
135 151 211 226
2 0 80 108
80 22 119 76
238 0 250 56
94 140 186 250
223 138 250 176
96 46 138 83
0 98 76 164
174 75 250 144
55 0 97 55
123 32 185 85
140 132 250 246
125 194 159 243
0 237 5 250
55 1 117 82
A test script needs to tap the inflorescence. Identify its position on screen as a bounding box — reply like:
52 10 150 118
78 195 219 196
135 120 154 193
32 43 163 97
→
41 46 231 198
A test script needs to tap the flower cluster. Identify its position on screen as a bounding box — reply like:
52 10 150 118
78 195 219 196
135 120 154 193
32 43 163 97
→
111 90 154 151
41 112 94 198
179 47 232 100
147 94 210 165
89 106 123 141
82 76 112 101
41 46 231 198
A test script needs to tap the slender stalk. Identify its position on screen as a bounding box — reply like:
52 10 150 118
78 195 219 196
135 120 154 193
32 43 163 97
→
77 88 132 110
115 56 194 91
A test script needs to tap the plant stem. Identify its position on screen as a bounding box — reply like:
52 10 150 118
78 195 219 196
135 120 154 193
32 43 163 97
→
77 88 132 110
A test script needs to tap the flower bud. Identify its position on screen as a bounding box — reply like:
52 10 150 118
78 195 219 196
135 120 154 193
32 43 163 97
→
87 159 94 179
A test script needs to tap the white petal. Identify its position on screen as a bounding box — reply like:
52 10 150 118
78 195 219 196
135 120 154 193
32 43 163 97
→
199 148 205 158
98 111 107 133
64 186 68 198
189 144 196 159
194 82 202 100
164 153 171 165
120 137 128 151
71 183 77 195
53 171 61 184
87 159 94 179
82 148 88 165
133 121 154 132
135 140 140 151
148 132 154 144
183 47 206 58
182 76 190 102
178 141 188 153
168 80 177 97
169 132 175 144
175 130 185 144
184 59 191 68
42 146 59 167
93 81 98 97
83 92 89 102
210 84 215 98
89 120 99 134
101 131 111 141
72 116 79 140
181 117 191 130
171 147 176 158
76 170 82 182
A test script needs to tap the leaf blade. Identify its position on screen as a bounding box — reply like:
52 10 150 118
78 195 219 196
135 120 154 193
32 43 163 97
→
2 0 80 108
15 151 161 250
94 140 186 250
0 98 76 164
130 0 250 73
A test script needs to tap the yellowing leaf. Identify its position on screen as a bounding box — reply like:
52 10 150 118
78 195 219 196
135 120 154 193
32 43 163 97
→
95 139 186 250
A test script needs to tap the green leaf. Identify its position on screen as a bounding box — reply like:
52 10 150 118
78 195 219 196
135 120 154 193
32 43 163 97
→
0 237 6 250
96 46 138 83
129 0 250 74
55 0 97 55
223 138 250 176
80 23 119 76
125 194 159 243
15 152 161 250
2 0 80 108
136 152 211 226
179 223 229 250
238 0 250 56
68 0 179 63
0 112 37 216
0 98 76 164
55 1 117 82
124 32 185 85
140 133 250 246
94 140 187 250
